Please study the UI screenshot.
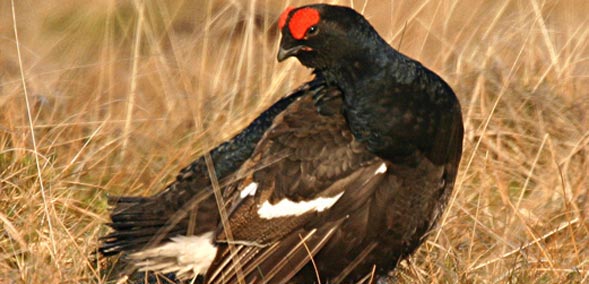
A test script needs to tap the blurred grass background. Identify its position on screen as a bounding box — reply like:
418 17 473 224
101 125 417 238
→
1 0 588 283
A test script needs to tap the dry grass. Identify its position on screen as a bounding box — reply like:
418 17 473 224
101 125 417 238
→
1 0 588 283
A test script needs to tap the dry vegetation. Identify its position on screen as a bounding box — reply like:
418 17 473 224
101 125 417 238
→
1 0 588 283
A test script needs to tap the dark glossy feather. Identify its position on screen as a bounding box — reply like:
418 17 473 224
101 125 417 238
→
99 78 327 257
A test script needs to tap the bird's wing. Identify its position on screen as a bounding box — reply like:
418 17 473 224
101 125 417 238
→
206 89 389 284
99 77 327 257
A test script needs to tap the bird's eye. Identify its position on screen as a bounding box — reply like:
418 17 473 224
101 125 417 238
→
306 26 319 37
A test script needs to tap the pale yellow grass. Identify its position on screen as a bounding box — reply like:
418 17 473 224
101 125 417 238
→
1 0 587 283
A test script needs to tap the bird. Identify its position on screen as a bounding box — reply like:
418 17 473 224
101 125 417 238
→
100 3 464 284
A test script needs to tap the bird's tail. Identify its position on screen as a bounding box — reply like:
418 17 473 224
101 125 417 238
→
99 187 216 257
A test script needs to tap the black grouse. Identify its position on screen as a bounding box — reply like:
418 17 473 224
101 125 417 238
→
100 4 464 284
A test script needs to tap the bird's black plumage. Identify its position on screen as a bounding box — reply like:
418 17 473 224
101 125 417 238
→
99 77 326 256
100 4 463 284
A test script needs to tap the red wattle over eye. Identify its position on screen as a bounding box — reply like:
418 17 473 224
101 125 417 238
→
288 8 320 40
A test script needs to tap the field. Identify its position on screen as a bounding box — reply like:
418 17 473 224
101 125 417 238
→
1 0 588 283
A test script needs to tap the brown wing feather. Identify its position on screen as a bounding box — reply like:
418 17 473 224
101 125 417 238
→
206 89 389 283
207 220 344 284
216 90 378 242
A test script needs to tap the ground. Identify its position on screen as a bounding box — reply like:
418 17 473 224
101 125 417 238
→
0 0 588 283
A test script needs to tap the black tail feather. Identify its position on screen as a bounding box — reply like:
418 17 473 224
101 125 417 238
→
100 195 168 256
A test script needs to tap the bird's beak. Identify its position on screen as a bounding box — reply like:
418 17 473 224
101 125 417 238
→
277 45 304 62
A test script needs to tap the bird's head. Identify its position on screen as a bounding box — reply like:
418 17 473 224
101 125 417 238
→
277 4 379 70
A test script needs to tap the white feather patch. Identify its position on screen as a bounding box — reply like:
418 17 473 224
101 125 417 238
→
375 163 387 174
257 192 344 219
240 182 258 198
129 232 217 280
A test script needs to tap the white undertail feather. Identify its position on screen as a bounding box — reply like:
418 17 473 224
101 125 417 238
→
375 163 387 174
257 192 345 219
129 232 217 280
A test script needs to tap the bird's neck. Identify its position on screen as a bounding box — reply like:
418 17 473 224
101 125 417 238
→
322 43 426 163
